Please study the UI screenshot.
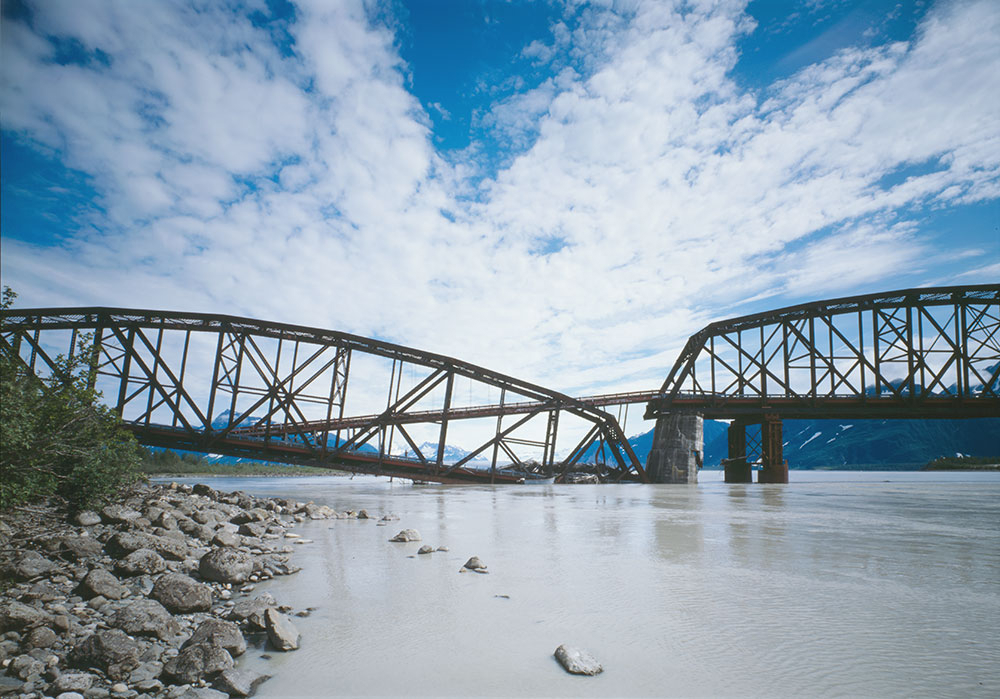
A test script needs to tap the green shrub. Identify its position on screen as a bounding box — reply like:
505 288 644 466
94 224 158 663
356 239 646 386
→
0 287 141 510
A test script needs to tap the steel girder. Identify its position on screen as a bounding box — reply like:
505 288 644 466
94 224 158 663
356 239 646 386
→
0 307 646 483
646 284 1000 420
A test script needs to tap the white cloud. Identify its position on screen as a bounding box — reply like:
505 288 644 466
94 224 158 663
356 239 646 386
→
1 0 998 430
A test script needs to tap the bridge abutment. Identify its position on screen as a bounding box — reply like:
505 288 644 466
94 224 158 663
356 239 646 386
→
646 412 702 483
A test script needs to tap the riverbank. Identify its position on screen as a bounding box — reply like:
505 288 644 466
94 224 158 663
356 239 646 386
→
139 463 350 479
0 481 378 698
922 456 1000 471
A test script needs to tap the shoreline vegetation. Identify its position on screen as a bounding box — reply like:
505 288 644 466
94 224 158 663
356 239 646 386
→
921 455 1000 471
139 450 349 478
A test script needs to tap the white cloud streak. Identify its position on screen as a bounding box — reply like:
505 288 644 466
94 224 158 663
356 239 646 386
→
2 0 998 413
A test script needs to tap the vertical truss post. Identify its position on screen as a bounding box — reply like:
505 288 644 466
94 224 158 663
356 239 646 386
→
227 333 245 430
87 322 103 393
543 409 559 472
144 328 165 427
175 330 191 429
435 370 455 475
491 388 505 483
206 331 226 435
115 326 135 418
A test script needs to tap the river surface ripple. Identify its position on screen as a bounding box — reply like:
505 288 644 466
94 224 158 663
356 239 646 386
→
170 471 1000 698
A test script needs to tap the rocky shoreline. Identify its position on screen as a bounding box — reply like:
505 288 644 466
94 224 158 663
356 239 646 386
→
0 482 364 698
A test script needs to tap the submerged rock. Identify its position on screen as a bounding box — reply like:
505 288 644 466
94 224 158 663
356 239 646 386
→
553 644 603 675
417 545 434 554
462 556 488 573
264 608 299 651
389 529 421 542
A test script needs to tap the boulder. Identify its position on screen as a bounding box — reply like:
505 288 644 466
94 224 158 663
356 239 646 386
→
211 530 239 548
237 522 267 538
199 548 254 584
115 548 166 577
55 536 104 562
106 531 188 561
77 568 126 600
417 545 434 554
183 618 246 657
5 550 58 580
264 608 299 651
100 504 142 524
52 672 97 693
462 556 488 572
24 626 59 649
389 529 421 542
174 687 230 699
151 573 212 614
553 644 603 676
226 595 275 631
162 642 234 684
0 600 46 631
73 511 102 527
68 629 142 680
110 599 179 640
213 668 271 697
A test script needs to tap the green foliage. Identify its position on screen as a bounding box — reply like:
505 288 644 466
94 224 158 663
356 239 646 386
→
137 447 344 476
1 287 141 510
923 455 1000 470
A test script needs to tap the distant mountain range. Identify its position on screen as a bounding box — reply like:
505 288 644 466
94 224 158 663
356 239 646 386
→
198 410 999 471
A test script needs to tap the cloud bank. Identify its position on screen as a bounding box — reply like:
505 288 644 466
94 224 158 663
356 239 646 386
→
2 0 998 403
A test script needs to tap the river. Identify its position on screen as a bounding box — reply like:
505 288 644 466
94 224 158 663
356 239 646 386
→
166 471 1000 697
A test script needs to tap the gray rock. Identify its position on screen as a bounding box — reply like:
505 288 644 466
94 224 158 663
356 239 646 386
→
74 511 102 527
78 568 126 600
226 595 275 631
100 504 142 524
263 608 299 651
151 573 212 614
110 599 179 641
10 653 44 680
174 687 230 699
389 529 421 542
106 531 188 561
55 536 104 562
55 692 86 699
210 530 239 548
237 522 266 538
463 556 487 571
115 549 166 577
213 668 271 697
162 642 234 684
0 600 45 631
129 660 164 683
6 550 58 580
68 629 142 680
183 618 246 657
24 626 59 649
553 644 603 675
198 549 254 584
417 545 434 554
52 672 97 693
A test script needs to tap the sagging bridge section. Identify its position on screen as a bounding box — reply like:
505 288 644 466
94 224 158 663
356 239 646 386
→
0 309 646 484
1 284 996 484
644 284 1000 483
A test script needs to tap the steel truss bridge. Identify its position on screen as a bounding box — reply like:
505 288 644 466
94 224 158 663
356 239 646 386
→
1 284 996 484
0 308 646 484
644 284 1000 482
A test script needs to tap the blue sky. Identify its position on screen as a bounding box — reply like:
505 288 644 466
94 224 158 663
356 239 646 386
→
2 0 998 403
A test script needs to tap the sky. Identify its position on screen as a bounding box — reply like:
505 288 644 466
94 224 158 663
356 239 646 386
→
2 0 999 408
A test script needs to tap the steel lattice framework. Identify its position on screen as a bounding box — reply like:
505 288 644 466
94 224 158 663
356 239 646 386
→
0 308 645 484
646 284 1000 420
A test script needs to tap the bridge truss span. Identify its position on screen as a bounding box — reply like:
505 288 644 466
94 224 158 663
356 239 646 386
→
648 284 1000 420
0 308 646 484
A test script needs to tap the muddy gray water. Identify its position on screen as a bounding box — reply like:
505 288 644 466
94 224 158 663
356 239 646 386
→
169 471 1000 697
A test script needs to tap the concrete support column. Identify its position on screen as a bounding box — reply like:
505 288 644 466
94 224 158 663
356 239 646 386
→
757 415 787 484
725 421 752 483
645 411 702 483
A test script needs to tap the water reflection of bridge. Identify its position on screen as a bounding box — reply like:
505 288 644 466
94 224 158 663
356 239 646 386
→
1 284 996 484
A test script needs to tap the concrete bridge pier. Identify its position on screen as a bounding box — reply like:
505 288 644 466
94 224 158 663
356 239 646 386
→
724 422 751 483
645 411 702 483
